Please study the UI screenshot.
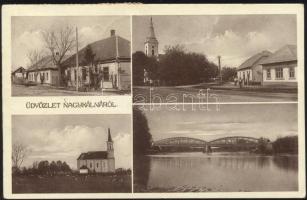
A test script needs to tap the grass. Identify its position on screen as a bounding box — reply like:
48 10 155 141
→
12 174 131 193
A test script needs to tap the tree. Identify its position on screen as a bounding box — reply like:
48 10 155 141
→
12 143 29 169
27 49 45 66
132 51 149 86
42 26 76 86
221 66 237 82
133 107 152 155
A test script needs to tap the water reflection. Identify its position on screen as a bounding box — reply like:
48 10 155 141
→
134 152 298 192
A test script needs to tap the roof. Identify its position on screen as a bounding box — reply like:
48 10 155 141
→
238 50 272 70
62 34 131 67
77 151 108 160
12 66 26 74
27 55 70 72
260 45 297 65
108 128 113 142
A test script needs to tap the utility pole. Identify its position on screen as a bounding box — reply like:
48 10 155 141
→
218 55 222 83
76 27 79 91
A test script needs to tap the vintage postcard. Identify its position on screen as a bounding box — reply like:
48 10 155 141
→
2 3 305 199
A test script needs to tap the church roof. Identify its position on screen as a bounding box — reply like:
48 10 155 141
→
238 50 272 70
108 128 113 142
62 31 131 67
260 44 297 65
77 151 108 160
145 17 158 44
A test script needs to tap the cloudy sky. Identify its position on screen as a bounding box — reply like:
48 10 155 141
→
12 114 131 170
133 15 297 67
141 104 297 142
11 16 131 70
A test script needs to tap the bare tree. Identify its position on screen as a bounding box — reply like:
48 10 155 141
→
12 143 29 169
42 25 76 86
27 49 45 66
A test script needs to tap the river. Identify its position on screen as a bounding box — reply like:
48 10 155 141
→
134 152 298 192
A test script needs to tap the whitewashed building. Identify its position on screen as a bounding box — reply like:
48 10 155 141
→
26 56 62 85
77 128 115 174
260 45 297 87
62 30 131 91
237 51 272 85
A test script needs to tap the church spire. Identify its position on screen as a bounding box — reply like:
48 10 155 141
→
148 16 156 39
107 128 112 142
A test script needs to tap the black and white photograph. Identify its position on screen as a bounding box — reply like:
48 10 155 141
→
11 114 132 193
132 15 298 103
133 104 298 192
11 16 131 96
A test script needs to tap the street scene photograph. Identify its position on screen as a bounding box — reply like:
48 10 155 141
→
12 114 132 193
11 16 131 96
133 104 298 192
132 15 298 103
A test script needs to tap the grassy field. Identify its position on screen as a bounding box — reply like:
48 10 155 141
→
12 174 131 193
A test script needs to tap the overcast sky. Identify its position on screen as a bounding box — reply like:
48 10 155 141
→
12 114 131 170
141 104 297 142
133 15 297 67
11 16 131 70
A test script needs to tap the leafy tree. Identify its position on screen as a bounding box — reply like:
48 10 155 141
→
133 107 152 155
221 66 237 82
132 51 148 86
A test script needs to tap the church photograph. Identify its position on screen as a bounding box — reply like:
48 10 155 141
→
11 114 132 193
132 15 298 103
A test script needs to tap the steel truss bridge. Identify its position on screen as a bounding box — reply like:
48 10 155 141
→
152 136 260 152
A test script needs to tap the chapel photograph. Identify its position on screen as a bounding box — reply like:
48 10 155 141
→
11 114 132 193
132 15 298 103
11 16 131 96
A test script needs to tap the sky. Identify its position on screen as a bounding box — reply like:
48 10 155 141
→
140 104 298 142
11 16 131 71
12 114 131 170
133 15 297 67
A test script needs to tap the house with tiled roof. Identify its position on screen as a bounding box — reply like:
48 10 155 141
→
260 45 297 87
237 50 272 85
26 55 70 85
62 29 131 91
77 128 115 173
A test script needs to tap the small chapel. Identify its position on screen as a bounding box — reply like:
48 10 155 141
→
77 128 115 174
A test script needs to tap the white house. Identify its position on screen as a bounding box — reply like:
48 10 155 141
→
77 128 115 174
260 45 297 87
237 51 272 85
12 66 26 79
26 56 62 85
62 30 131 91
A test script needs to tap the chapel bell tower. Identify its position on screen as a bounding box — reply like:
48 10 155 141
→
107 128 114 158
145 17 159 57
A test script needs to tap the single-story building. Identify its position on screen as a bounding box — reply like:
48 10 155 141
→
62 29 131 91
27 56 61 85
12 66 26 79
260 44 297 87
237 50 272 85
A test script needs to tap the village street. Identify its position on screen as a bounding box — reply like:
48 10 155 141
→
12 84 130 96
133 86 298 103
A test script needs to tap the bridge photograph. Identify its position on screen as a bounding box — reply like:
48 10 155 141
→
133 104 298 192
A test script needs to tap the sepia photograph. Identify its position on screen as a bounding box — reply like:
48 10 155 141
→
11 16 131 96
133 104 298 192
11 114 132 193
132 15 298 103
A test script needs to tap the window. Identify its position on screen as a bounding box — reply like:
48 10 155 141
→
46 72 48 81
267 69 271 79
74 69 77 81
97 163 99 168
103 67 109 81
152 49 154 56
276 68 283 79
90 163 92 168
289 67 295 78
82 68 86 81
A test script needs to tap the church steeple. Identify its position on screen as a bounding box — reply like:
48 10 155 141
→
106 128 114 158
145 16 159 57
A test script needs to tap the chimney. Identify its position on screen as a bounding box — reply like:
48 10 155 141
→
110 29 115 37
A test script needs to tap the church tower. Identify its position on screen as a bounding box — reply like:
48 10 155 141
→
145 17 159 57
107 128 114 158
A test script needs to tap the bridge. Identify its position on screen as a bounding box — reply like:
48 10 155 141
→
152 136 261 152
